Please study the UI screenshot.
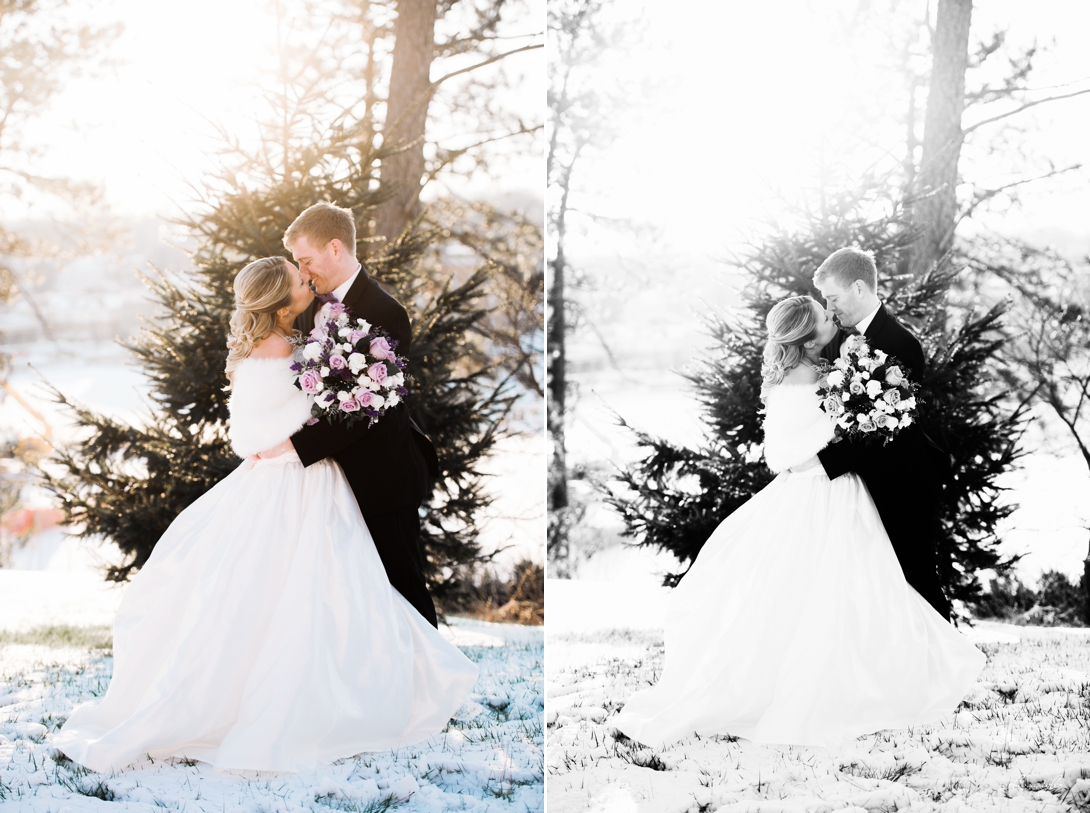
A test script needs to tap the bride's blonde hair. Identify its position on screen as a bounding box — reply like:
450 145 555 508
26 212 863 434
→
761 295 818 393
225 257 294 382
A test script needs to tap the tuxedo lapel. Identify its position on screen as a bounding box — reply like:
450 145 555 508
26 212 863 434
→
863 304 890 345
339 268 371 313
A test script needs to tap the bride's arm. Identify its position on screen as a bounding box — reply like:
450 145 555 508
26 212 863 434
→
789 455 820 473
255 439 294 459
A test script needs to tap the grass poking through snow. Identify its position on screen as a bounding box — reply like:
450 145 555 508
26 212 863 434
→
547 624 1090 812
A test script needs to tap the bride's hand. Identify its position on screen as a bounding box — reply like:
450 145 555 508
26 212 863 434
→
255 439 294 460
789 456 820 473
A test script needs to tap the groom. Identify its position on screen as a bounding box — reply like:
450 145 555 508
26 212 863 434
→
284 202 441 628
813 247 952 621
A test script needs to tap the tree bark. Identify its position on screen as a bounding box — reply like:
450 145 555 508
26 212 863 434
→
547 173 571 520
909 0 972 278
373 0 437 251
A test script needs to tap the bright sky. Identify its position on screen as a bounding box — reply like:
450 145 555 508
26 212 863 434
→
20 0 544 220
566 0 1090 265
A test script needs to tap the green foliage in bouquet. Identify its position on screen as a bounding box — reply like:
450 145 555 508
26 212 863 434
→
606 193 1029 603
39 127 515 609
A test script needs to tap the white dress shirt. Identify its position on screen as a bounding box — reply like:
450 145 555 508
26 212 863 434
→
331 264 362 303
854 301 883 336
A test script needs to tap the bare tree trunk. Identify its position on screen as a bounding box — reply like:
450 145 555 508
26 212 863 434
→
546 229 568 565
373 0 437 251
909 0 972 278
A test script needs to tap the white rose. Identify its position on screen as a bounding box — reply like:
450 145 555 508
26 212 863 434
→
320 366 330 378
337 391 350 402
370 393 385 409
885 366 905 386
342 343 353 352
899 414 914 428
348 352 367 373
838 415 854 429
356 375 374 389
865 379 883 399
874 350 888 364
338 328 351 338
303 343 322 361
387 392 400 408
902 396 917 411
827 370 845 388
389 372 405 388
879 414 899 430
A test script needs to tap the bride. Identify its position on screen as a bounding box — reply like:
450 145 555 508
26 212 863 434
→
613 295 984 748
54 256 478 773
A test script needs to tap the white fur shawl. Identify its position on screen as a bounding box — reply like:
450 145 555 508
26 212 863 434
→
761 384 836 473
228 358 313 458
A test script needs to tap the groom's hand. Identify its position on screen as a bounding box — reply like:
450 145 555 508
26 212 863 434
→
789 456 820 473
255 439 294 459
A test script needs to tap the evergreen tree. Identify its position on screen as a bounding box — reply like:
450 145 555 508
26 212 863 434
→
40 123 514 610
605 192 1028 604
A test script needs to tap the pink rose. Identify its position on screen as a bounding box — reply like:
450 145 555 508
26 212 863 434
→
309 325 326 341
849 380 865 396
348 329 369 345
367 362 388 385
357 390 375 407
299 370 323 394
325 302 346 318
858 420 877 433
370 337 394 361
328 354 347 370
339 397 360 412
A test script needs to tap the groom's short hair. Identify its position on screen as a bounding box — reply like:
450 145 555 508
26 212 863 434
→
814 247 878 292
283 202 356 253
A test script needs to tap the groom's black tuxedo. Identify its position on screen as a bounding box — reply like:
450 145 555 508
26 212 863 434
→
291 268 440 628
817 304 952 620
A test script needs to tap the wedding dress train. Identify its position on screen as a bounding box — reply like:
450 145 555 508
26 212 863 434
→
613 384 984 748
54 357 478 773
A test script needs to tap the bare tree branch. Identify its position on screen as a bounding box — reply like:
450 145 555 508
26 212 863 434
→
431 43 543 89
963 87 1090 136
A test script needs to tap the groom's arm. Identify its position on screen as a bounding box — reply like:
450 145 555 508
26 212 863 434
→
817 439 859 480
291 406 408 467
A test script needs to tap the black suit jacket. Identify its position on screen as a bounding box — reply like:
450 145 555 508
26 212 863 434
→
290 269 439 515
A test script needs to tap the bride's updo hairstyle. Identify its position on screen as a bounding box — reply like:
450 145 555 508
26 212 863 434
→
225 257 294 382
761 295 818 395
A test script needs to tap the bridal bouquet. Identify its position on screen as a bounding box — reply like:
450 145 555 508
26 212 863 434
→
816 335 919 445
290 299 409 428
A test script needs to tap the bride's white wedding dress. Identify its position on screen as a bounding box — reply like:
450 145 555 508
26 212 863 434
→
613 383 985 748
54 356 478 773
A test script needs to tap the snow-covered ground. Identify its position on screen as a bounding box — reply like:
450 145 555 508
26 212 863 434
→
0 572 543 812
545 579 1090 813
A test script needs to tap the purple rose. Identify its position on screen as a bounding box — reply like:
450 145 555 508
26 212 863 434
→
329 354 347 370
367 362 388 385
370 337 394 361
299 370 323 394
340 397 360 413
